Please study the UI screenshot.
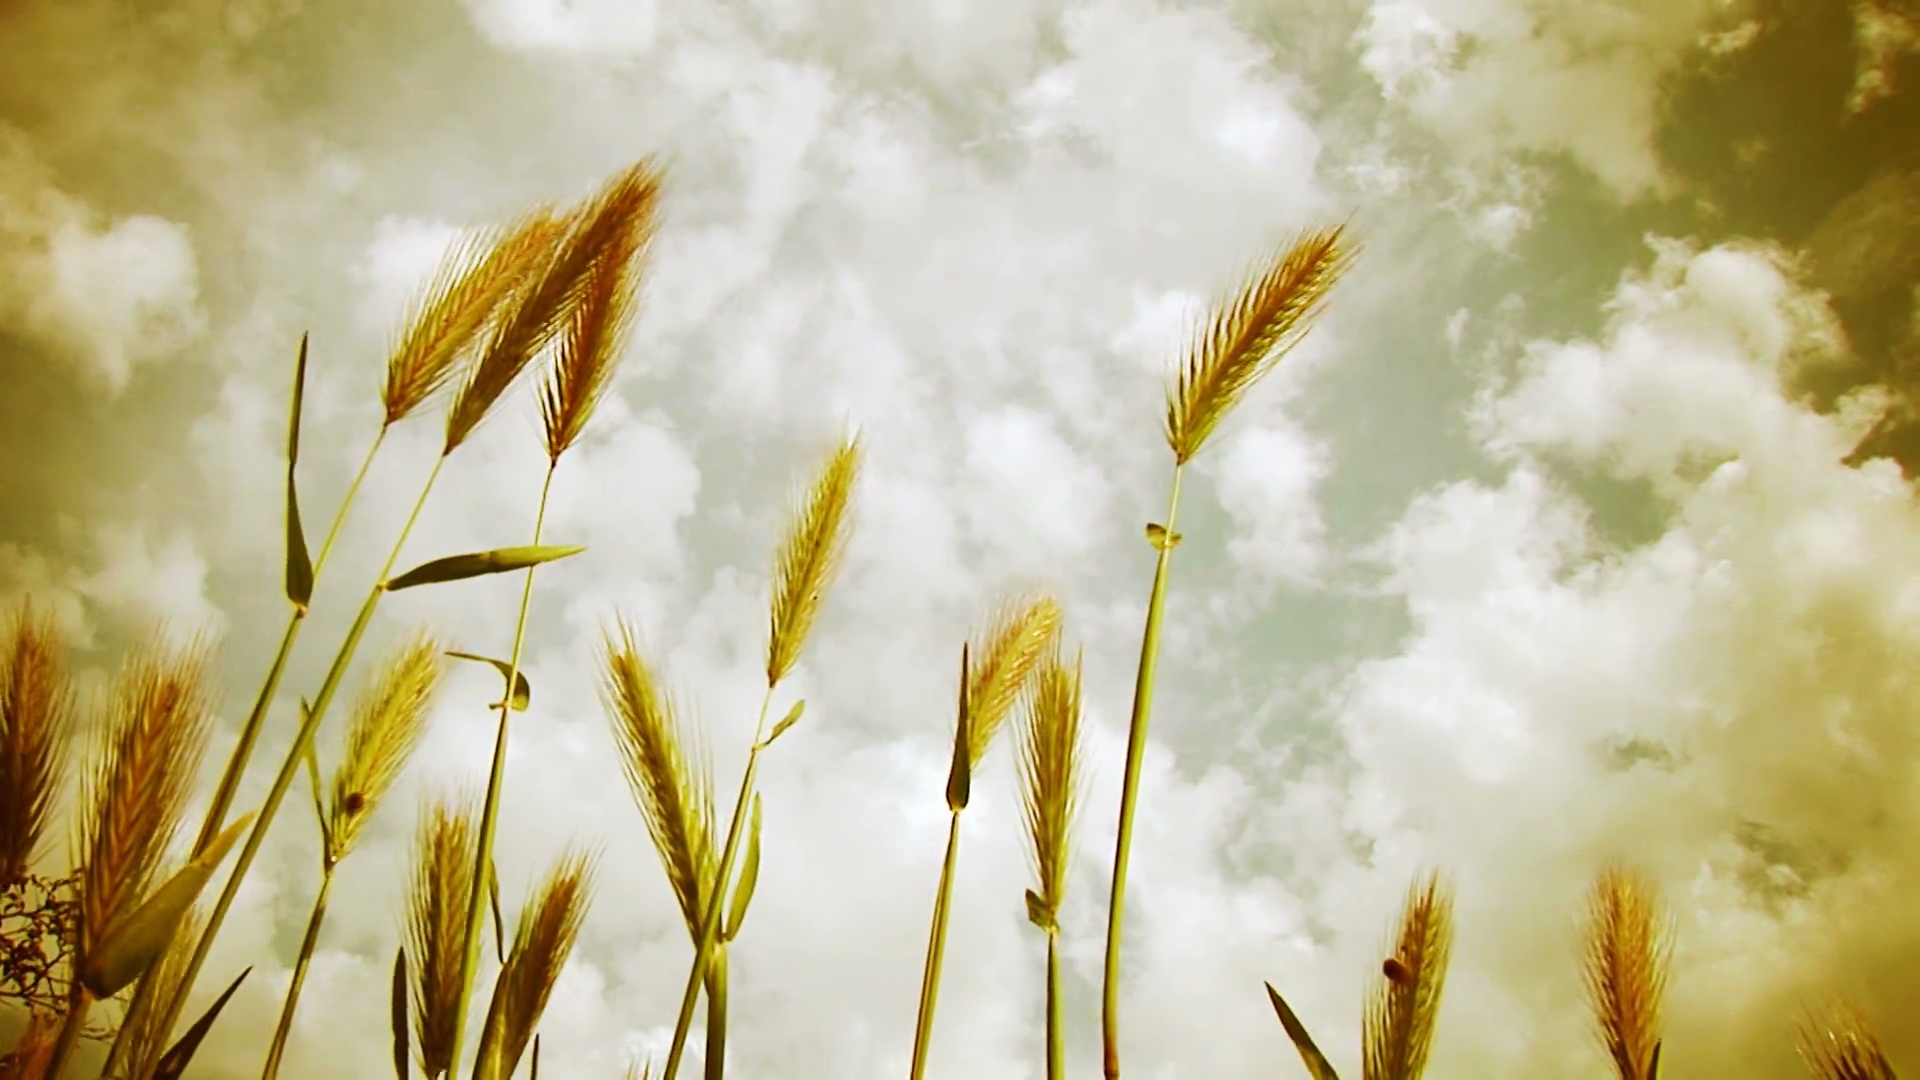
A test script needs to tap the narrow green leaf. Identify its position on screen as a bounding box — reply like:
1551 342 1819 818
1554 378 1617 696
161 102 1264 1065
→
1263 982 1340 1080
151 965 251 1080
723 795 764 943
383 545 585 592
391 946 410 1080
285 334 315 610
446 651 532 711
944 644 972 812
81 813 255 997
757 700 805 750
488 857 506 965
1024 888 1053 932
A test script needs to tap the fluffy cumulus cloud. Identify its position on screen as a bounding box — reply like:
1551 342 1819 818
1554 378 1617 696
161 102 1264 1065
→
4 1 1920 1079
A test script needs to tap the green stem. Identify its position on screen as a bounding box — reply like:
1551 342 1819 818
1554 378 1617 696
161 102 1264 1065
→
1045 930 1062 1080
703 948 728 1080
145 454 446 1059
907 811 963 1080
443 462 556 1078
42 981 93 1080
261 864 337 1079
1100 462 1185 1080
659 687 774 1080
106 428 388 1078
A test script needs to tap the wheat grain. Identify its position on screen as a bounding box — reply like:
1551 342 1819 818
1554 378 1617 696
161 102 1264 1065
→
1362 870 1453 1080
766 432 863 686
406 789 480 1079
1018 642 1083 931
474 847 597 1080
964 594 1062 766
326 632 444 866
1582 863 1670 1080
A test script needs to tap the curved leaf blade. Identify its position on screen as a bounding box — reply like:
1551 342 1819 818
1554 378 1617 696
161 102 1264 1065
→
447 651 532 711
383 545 585 592
152 966 252 1080
1264 981 1341 1080
391 946 410 1080
81 813 255 997
285 334 315 610
723 794 763 943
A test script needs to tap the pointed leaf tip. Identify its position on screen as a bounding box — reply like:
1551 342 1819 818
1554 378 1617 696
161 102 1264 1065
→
285 333 315 609
1264 981 1341 1080
81 812 256 997
384 544 586 592
758 699 805 749
447 650 533 710
724 794 764 943
391 946 410 1080
152 966 252 1080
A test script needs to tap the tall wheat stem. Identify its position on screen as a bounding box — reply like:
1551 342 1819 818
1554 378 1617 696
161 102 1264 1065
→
43 979 95 1078
908 812 964 1080
260 867 336 1078
659 687 774 1080
138 456 447 1058
1045 931 1063 1080
1100 463 1184 1080
704 949 729 1080
443 463 555 1076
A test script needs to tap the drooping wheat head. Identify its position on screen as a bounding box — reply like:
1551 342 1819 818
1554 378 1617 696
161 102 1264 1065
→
964 594 1063 767
1362 870 1454 1080
603 621 718 936
446 162 659 455
117 902 205 1079
325 632 444 867
0 601 74 892
406 789 481 1079
74 633 217 971
1165 225 1356 464
540 160 665 463
1800 999 1897 1080
1582 863 1671 1080
476 847 598 1080
1018 642 1084 932
766 432 863 686
383 206 567 428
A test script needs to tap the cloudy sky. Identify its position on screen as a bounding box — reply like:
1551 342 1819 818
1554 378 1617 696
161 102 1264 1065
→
4 0 1920 1076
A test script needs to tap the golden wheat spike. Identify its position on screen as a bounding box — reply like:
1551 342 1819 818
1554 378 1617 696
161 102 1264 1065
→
383 206 565 427
1164 225 1355 464
326 632 443 866
1800 999 1898 1080
0 600 75 891
965 594 1062 765
477 847 598 1080
602 621 718 936
1362 870 1453 1080
541 160 664 462
1582 863 1671 1080
119 902 206 1078
406 788 480 1079
1017 642 1084 930
766 431 863 686
75 633 217 966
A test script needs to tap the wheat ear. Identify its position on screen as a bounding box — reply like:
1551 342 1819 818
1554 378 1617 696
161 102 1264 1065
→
1800 999 1898 1080
0 600 74 893
473 848 598 1080
1018 641 1085 1080
766 432 864 685
1362 870 1453 1080
406 790 480 1080
1582 863 1670 1080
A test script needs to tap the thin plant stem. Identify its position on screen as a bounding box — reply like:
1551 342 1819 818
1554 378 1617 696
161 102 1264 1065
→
908 812 963 1080
1100 462 1185 1080
261 865 337 1079
704 949 728 1080
108 429 390 1078
1045 930 1063 1080
141 455 448 1059
42 980 94 1079
659 687 774 1080
443 463 555 1077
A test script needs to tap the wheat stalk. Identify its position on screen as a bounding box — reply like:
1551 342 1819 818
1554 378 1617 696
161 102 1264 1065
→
385 207 566 428
541 160 664 463
766 433 863 685
47 632 217 1077
406 789 480 1080
1018 641 1085 1080
0 600 74 893
1800 999 1898 1080
1103 223 1356 1080
1582 863 1670 1080
473 848 597 1080
1362 870 1453 1080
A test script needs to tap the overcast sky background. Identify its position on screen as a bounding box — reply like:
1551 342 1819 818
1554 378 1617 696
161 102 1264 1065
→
4 0 1920 1076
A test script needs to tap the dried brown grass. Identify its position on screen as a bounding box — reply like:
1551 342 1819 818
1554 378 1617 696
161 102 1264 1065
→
1582 863 1670 1080
406 789 481 1079
1165 226 1355 464
1800 999 1898 1080
0 601 74 893
766 433 863 686
325 632 444 867
474 847 597 1080
384 207 567 428
1362 870 1453 1080
963 595 1063 767
74 634 218 975
541 160 665 463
